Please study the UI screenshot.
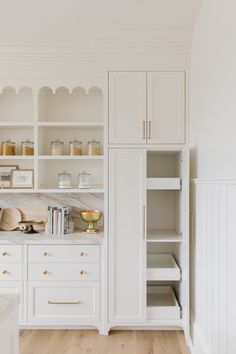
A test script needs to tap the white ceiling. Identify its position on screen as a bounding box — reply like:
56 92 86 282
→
0 0 203 44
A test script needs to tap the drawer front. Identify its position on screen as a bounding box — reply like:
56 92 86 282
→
28 245 100 263
0 263 22 281
28 282 99 324
0 245 22 263
0 281 23 323
28 263 99 281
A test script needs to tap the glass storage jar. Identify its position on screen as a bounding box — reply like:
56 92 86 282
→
51 140 64 156
1 140 16 155
58 171 72 189
78 171 91 189
21 139 34 156
69 140 82 156
87 140 101 155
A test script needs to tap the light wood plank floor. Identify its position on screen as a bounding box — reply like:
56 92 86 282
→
20 330 190 354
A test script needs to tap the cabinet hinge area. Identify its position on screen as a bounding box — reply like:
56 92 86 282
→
180 154 183 162
180 307 183 319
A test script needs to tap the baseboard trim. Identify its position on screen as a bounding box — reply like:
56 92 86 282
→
190 319 210 354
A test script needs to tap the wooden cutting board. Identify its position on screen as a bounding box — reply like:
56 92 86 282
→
0 208 22 231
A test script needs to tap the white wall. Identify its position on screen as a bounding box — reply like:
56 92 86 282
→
190 0 236 179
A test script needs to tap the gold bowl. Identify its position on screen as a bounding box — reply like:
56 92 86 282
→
80 210 102 234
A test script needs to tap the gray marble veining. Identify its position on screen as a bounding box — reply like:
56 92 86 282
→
0 193 104 230
0 231 104 245
0 294 20 322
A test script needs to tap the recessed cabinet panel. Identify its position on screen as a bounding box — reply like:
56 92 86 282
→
147 72 185 144
109 149 146 322
109 72 146 144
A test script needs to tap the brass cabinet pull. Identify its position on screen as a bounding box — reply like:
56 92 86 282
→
142 121 146 140
2 252 7 256
80 252 84 256
143 206 146 239
148 121 151 139
80 270 84 275
43 252 48 256
48 300 81 305
2 270 7 275
43 270 48 275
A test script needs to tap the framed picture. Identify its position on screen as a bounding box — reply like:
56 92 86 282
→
0 165 19 188
11 169 34 189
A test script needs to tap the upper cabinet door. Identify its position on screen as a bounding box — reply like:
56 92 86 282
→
147 72 185 144
109 72 146 144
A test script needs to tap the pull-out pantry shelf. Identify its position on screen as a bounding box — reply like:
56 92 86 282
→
147 286 181 320
146 178 181 190
147 254 181 281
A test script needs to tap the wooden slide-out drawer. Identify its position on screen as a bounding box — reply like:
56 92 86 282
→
28 282 99 324
28 245 100 263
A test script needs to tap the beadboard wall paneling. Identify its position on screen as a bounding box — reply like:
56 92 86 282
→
191 180 236 354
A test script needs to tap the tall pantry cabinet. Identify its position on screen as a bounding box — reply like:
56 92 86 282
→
108 71 189 337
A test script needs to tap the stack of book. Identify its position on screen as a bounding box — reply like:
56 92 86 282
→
47 207 70 235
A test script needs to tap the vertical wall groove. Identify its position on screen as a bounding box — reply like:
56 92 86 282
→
191 181 236 354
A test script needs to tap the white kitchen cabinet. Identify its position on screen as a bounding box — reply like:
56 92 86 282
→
109 72 146 144
109 149 146 323
108 71 185 145
147 72 185 144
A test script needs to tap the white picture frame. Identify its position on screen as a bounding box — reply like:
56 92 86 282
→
0 165 19 188
11 169 34 189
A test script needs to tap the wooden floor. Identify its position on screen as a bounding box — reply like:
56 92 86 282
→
20 330 190 354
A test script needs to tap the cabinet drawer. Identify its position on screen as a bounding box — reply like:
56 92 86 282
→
28 245 100 263
0 246 22 263
0 282 23 323
0 263 22 281
28 263 99 281
28 282 99 324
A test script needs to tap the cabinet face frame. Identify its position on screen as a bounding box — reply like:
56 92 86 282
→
108 149 146 323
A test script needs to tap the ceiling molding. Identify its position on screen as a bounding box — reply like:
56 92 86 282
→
86 26 193 54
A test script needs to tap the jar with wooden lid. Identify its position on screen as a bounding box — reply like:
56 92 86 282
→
87 140 101 156
51 140 64 156
21 139 34 156
69 140 82 156
1 140 16 156
58 171 72 189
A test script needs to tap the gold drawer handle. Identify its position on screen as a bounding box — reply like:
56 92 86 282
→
80 270 84 275
80 252 84 256
43 270 48 275
2 270 7 275
43 252 48 256
2 252 8 256
48 300 80 305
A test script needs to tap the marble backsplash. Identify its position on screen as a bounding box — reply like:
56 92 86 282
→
0 193 104 231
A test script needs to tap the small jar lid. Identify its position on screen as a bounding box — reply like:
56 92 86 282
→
22 139 34 144
69 139 82 144
1 139 15 145
87 139 100 144
51 139 64 144
78 170 91 176
58 170 71 176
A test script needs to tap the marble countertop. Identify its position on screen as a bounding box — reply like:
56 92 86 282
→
0 231 104 245
0 294 20 322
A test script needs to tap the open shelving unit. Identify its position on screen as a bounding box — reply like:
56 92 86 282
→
0 86 104 193
146 150 188 323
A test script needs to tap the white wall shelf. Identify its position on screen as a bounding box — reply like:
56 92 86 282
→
38 122 104 127
38 156 104 160
0 85 104 194
147 229 182 242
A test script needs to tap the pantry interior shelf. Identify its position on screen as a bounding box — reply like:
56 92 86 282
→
147 178 181 190
147 229 182 243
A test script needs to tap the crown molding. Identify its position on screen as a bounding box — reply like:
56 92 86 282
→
0 43 103 67
86 26 193 54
